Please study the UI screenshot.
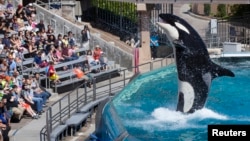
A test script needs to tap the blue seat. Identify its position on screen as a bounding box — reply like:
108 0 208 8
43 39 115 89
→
65 112 90 136
50 124 68 141
78 102 96 113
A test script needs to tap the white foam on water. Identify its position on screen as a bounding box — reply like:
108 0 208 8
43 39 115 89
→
125 107 228 132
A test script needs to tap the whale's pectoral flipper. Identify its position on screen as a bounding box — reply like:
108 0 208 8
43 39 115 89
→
173 40 186 49
211 63 235 79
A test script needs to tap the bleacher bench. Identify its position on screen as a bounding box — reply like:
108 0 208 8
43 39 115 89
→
50 124 68 141
88 68 121 83
78 96 109 114
65 112 90 136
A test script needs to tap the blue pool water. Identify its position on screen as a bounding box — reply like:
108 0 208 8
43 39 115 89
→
100 58 250 141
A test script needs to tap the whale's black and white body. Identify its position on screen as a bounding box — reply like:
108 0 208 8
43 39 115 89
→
157 14 235 114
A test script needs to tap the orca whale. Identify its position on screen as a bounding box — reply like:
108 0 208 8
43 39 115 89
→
157 14 235 114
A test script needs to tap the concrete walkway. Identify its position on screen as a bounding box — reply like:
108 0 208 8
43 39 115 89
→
173 4 210 38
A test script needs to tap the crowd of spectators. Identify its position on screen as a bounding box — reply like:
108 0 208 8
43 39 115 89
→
0 0 113 140
0 1 60 140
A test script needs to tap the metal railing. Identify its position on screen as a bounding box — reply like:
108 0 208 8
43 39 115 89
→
39 53 175 141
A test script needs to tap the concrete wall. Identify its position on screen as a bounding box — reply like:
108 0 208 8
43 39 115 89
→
191 4 231 16
33 3 133 70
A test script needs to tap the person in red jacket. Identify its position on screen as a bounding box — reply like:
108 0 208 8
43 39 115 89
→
47 61 61 84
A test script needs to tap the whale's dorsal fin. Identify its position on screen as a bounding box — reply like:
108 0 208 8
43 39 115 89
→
211 62 235 79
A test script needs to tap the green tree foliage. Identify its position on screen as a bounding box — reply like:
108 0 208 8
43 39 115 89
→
204 4 211 16
91 0 137 22
217 4 226 17
230 4 250 16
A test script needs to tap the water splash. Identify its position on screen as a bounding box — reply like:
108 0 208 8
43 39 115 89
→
124 107 228 132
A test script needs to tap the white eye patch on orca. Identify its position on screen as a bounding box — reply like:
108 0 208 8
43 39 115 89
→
157 22 179 41
175 22 190 35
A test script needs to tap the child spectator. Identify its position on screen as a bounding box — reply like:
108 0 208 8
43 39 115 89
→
47 61 61 84
93 45 102 62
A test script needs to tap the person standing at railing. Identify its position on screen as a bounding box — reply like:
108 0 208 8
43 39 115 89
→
68 31 76 48
81 25 90 50
150 33 159 60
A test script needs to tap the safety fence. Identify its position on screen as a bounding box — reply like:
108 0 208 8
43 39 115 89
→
39 53 174 141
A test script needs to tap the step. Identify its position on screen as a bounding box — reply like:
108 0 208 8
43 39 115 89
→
119 67 134 78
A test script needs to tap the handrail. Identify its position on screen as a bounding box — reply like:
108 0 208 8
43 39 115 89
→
36 0 62 10
39 53 174 141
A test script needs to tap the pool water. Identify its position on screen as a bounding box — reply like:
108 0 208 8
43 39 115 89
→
102 58 250 141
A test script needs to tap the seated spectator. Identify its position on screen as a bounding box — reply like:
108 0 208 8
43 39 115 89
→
55 34 63 47
99 52 108 70
2 86 25 122
14 34 27 52
7 55 17 76
24 30 31 42
18 97 39 119
61 43 78 61
45 34 56 54
46 25 54 35
28 17 37 30
93 45 102 62
86 50 99 66
16 13 25 28
2 33 11 48
35 35 46 51
34 51 48 68
0 100 11 141
22 82 44 115
11 17 19 32
53 46 64 62
2 22 14 34
68 44 78 58
36 20 45 32
62 35 69 46
26 39 37 57
9 34 19 49
25 3 36 18
40 27 47 40
5 0 15 22
17 30 25 45
15 4 25 19
12 71 22 89
33 73 51 98
0 58 8 75
30 76 50 105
